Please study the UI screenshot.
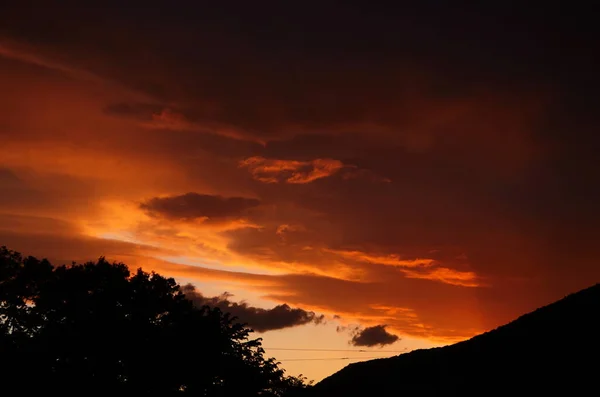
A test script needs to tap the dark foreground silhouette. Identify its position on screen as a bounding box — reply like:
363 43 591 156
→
0 247 309 396
312 283 600 396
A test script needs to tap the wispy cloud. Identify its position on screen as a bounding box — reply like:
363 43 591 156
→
240 156 345 184
0 39 106 84
401 267 481 287
326 249 436 268
326 248 481 287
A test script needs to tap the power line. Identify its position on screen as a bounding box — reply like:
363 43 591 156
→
264 347 406 353
277 356 388 361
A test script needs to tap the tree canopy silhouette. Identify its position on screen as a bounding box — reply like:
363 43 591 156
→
0 246 309 396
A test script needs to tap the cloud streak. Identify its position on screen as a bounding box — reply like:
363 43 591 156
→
401 267 481 287
326 248 480 287
239 156 345 184
326 249 436 268
0 39 105 84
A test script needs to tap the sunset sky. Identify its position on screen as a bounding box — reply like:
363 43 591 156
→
1 2 599 381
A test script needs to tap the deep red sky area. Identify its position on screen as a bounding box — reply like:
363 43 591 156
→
1 1 599 380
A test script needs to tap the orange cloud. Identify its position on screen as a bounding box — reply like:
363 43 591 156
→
326 249 435 268
239 156 345 184
325 248 480 287
401 267 481 287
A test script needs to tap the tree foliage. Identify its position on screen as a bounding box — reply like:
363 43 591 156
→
0 246 309 396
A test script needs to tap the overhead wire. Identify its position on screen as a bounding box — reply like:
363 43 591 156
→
277 356 389 361
263 347 407 353
263 347 408 362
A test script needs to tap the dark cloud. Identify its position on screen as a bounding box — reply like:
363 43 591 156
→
181 284 325 332
350 325 400 347
140 193 260 221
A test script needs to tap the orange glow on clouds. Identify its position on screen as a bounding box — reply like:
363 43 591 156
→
1 8 598 381
401 267 481 287
240 156 345 184
325 248 436 268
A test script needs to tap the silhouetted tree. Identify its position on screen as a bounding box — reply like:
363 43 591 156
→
0 246 309 396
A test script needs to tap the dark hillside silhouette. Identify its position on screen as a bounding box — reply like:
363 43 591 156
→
0 246 309 396
312 283 600 396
